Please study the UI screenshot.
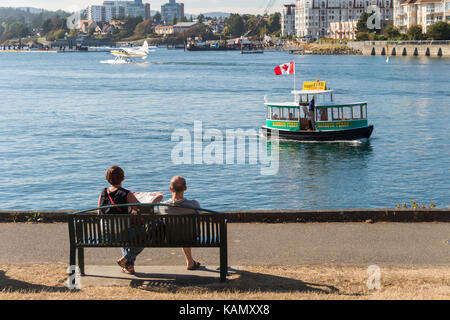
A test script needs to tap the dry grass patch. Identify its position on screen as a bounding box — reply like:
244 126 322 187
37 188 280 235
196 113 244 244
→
0 263 449 300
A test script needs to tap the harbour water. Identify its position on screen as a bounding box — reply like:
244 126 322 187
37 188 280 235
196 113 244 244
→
0 50 449 211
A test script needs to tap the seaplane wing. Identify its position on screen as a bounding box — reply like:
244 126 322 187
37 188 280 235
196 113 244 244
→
110 41 150 60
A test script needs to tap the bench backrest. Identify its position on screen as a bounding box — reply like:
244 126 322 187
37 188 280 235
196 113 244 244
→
68 214 227 248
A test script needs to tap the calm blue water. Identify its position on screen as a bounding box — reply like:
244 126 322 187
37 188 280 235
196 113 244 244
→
0 50 449 211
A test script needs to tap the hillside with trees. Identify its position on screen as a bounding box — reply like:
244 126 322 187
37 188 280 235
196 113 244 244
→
0 7 69 43
0 7 283 46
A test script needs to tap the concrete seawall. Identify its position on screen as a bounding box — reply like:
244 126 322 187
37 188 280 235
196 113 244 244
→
1 209 449 223
348 40 450 57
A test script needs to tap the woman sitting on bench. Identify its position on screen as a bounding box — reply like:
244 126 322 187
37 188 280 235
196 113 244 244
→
98 166 163 274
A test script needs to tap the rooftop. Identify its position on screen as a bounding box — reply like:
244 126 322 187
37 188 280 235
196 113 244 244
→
174 22 201 28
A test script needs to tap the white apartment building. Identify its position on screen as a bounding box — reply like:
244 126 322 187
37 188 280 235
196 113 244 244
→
394 0 449 33
282 4 297 36
88 0 149 22
295 0 394 39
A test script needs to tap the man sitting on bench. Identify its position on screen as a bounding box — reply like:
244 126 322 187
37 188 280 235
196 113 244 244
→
159 176 202 270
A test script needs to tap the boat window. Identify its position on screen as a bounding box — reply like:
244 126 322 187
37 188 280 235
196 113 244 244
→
343 107 352 120
288 108 297 120
353 106 361 119
332 107 340 120
281 108 289 120
271 108 280 120
293 108 299 120
318 108 329 121
360 105 367 119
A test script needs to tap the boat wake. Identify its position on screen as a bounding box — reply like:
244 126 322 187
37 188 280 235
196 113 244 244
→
100 59 151 66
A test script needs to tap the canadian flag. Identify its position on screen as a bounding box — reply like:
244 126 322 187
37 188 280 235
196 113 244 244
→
274 61 295 75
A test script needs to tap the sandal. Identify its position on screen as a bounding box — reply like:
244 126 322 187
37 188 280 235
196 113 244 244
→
187 261 201 270
121 266 135 275
117 257 128 268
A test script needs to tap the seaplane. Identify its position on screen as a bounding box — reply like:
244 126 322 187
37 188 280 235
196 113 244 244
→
101 41 152 64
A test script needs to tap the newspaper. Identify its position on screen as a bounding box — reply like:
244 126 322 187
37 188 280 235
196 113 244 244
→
133 192 164 203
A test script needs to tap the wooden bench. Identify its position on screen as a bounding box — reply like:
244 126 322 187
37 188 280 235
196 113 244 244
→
67 206 228 282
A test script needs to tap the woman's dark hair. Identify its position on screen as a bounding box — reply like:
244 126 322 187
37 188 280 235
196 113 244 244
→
106 166 125 186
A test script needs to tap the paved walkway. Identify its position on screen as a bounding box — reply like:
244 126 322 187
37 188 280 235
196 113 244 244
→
0 223 449 267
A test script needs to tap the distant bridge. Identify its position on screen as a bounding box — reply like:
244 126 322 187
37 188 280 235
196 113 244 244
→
348 41 449 57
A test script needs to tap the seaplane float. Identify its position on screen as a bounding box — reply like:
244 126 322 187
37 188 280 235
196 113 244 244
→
100 41 154 64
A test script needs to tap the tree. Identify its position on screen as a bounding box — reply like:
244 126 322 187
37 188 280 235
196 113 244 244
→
152 11 161 25
0 31 14 43
268 13 281 35
226 14 244 37
384 25 400 39
246 15 264 37
53 29 66 39
407 24 423 40
172 17 178 25
222 25 230 37
180 16 188 22
68 28 78 38
197 14 205 23
427 21 450 40
356 31 370 41
119 16 143 38
356 12 371 33
0 24 4 38
41 18 53 35
134 20 152 38
87 27 95 38
8 21 29 38
50 17 67 31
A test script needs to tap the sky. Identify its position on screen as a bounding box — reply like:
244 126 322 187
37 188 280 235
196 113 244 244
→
0 0 291 14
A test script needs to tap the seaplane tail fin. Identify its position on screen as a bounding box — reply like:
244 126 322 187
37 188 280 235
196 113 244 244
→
142 41 149 54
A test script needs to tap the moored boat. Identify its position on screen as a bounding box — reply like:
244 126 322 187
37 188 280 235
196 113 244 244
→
262 80 374 141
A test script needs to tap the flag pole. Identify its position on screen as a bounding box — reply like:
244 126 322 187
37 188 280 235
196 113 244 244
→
293 61 296 91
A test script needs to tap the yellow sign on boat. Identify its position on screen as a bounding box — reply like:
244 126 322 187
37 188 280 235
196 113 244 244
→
303 81 327 91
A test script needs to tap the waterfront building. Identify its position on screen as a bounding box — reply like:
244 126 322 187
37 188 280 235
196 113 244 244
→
282 4 297 36
394 0 449 33
154 25 174 35
155 22 200 35
77 20 99 33
173 21 200 33
88 0 151 22
295 0 394 39
328 20 358 39
161 0 185 24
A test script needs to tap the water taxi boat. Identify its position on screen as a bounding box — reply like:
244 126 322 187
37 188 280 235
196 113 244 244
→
262 80 374 141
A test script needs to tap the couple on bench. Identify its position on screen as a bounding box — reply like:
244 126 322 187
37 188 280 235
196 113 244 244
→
97 166 202 275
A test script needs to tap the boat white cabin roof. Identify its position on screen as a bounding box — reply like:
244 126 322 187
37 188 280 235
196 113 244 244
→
291 89 334 95
264 101 368 107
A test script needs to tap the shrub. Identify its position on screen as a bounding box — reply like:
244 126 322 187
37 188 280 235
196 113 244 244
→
426 21 450 40
356 31 369 41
